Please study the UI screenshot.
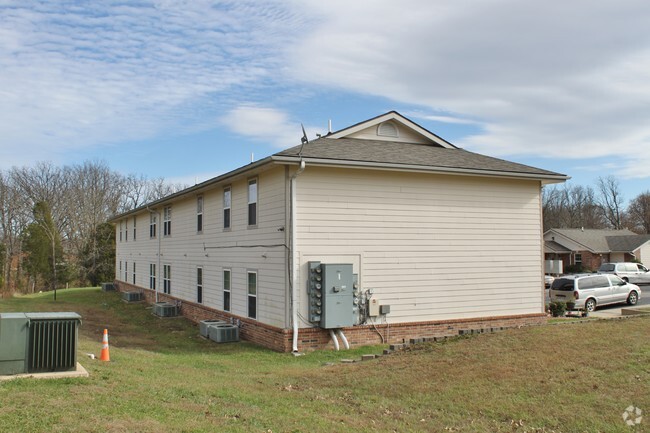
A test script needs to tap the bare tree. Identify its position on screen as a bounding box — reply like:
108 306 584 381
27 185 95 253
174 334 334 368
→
596 176 625 229
542 183 603 230
627 191 650 234
0 171 30 293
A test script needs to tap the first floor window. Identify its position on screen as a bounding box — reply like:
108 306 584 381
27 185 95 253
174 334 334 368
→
124 261 128 281
132 262 136 285
197 267 203 304
119 261 122 279
149 264 156 290
247 271 257 319
575 253 583 266
163 264 171 294
223 269 231 312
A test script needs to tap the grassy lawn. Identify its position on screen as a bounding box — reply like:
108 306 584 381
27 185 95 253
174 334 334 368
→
0 288 648 433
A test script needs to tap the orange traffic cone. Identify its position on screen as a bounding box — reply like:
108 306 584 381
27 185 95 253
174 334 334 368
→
99 328 110 362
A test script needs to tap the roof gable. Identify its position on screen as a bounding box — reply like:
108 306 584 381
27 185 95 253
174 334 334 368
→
328 111 457 148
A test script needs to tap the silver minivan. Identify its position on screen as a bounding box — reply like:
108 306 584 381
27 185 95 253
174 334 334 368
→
598 262 650 285
549 274 641 312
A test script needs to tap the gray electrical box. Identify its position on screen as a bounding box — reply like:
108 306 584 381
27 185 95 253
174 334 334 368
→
0 313 29 375
308 262 356 329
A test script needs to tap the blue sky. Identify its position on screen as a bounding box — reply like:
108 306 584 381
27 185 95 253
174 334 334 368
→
2 1 650 203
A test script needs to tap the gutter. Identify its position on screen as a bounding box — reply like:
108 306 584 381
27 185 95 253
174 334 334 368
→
272 156 570 184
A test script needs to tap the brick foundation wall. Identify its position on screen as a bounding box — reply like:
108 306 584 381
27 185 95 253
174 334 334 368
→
114 281 547 352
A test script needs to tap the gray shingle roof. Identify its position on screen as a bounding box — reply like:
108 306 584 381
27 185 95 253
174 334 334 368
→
606 235 650 252
274 138 566 179
545 240 572 253
549 228 646 253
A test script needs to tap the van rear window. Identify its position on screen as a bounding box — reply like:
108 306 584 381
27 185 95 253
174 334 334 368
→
599 264 615 272
551 279 574 291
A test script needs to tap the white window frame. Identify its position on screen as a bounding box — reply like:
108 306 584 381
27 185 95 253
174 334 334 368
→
197 196 204 234
248 178 257 227
150 212 157 239
132 262 136 285
149 263 156 290
197 267 203 304
223 186 231 230
119 220 123 242
163 264 171 294
133 216 137 241
124 261 128 282
223 268 231 312
163 206 172 237
247 270 257 319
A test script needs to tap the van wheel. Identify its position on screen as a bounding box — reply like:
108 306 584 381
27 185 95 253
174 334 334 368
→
585 298 597 312
627 291 639 306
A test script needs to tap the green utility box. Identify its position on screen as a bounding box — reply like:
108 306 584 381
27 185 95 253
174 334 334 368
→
0 313 30 375
0 312 81 375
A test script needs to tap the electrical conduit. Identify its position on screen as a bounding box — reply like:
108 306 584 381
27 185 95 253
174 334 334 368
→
336 329 350 350
329 329 340 351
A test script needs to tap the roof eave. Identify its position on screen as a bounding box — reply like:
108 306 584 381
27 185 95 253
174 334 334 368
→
272 155 569 183
109 156 275 222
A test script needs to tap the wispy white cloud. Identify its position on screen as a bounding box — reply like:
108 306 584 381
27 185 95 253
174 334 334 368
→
290 0 650 179
0 1 308 167
221 105 318 148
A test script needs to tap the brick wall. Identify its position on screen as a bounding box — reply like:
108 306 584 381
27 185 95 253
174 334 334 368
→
114 281 547 352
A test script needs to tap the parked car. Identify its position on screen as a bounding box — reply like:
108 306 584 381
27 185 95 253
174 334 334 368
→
549 274 641 312
544 275 555 288
598 262 650 285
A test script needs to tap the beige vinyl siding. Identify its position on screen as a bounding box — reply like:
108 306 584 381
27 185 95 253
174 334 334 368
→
114 166 288 327
295 166 544 325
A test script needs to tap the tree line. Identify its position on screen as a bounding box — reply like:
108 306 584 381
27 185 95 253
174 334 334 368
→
0 161 185 295
543 176 650 233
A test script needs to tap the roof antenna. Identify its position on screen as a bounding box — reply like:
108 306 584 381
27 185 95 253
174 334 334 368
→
298 123 308 157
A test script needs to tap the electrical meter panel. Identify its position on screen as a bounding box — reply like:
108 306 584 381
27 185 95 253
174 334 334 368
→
307 261 355 329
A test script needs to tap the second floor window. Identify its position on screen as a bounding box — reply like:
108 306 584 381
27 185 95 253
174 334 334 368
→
133 216 137 241
223 187 231 229
163 206 172 236
248 179 257 226
150 213 157 238
197 196 203 233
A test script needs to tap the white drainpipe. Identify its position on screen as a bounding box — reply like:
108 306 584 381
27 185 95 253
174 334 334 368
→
291 160 306 353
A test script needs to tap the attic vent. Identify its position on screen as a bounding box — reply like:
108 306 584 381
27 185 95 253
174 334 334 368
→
377 121 399 138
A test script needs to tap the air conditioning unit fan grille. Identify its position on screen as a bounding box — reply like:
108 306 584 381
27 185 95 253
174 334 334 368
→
153 302 179 317
26 313 81 373
122 291 142 302
208 324 239 343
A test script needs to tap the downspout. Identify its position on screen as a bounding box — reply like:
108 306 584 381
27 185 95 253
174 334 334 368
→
290 160 306 353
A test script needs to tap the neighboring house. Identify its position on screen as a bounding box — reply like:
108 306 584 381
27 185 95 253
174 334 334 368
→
544 228 650 271
111 111 567 352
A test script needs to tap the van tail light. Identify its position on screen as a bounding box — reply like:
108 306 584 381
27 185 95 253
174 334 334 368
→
573 291 579 300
